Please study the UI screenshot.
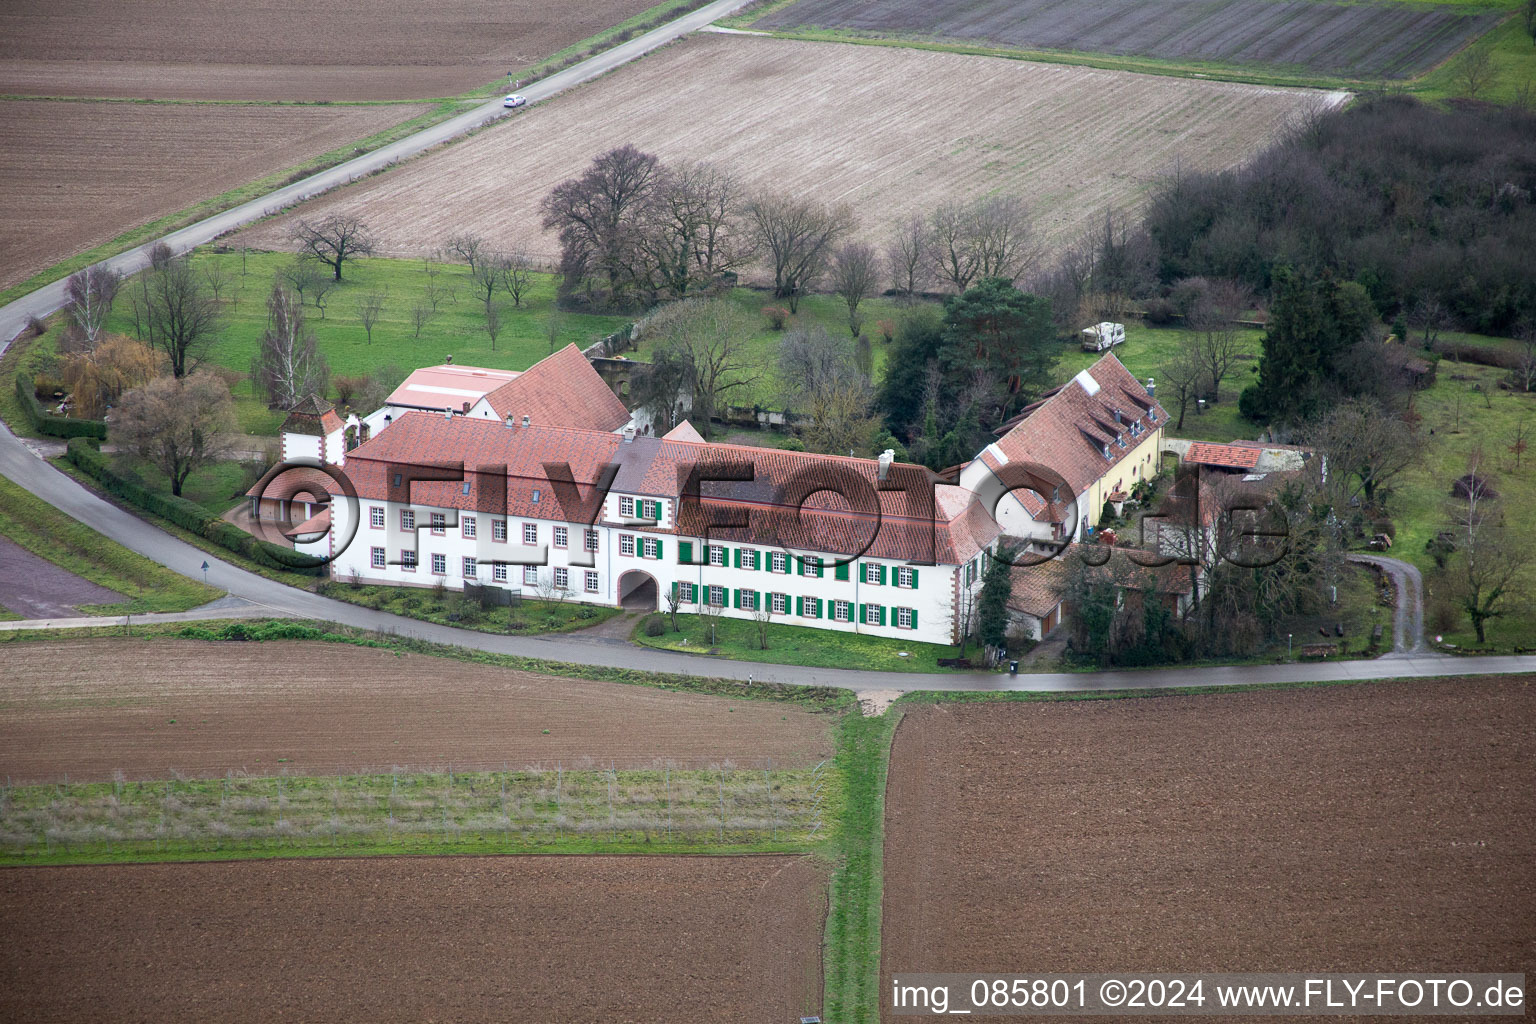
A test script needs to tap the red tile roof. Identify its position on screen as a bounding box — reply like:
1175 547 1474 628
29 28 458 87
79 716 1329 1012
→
1007 543 1196 616
477 344 631 432
984 354 1168 502
284 507 331 539
340 413 1002 566
245 467 336 501
281 394 344 437
1184 441 1262 470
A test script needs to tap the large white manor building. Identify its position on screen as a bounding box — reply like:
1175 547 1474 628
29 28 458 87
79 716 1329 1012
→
254 345 1167 647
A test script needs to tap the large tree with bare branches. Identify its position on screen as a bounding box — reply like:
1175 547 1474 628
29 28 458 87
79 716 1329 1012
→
111 372 236 496
746 192 855 313
292 213 376 281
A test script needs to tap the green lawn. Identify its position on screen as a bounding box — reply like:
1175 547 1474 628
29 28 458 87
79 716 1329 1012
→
103 250 632 434
634 612 976 672
0 474 223 615
629 289 913 411
317 581 622 635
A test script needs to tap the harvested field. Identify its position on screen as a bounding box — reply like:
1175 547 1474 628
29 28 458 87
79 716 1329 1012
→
0 638 834 781
0 99 428 293
881 677 1536 1018
0 537 123 618
754 0 1503 80
0 0 659 100
0 854 828 1022
232 35 1342 272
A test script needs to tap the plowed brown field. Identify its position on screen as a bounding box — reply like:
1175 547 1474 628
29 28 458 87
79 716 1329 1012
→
230 34 1344 268
881 678 1536 1020
0 100 429 293
0 854 828 1022
0 0 658 101
0 639 833 781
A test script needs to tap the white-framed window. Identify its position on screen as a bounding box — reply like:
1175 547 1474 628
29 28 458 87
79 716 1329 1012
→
462 556 477 577
430 512 446 535
370 546 386 569
709 545 725 567
621 534 635 557
861 603 881 625
462 516 476 539
641 537 660 559
896 566 915 588
641 499 660 520
896 606 915 629
553 526 568 548
619 496 635 518
522 523 538 545
863 562 881 585
493 563 508 582
492 519 507 542
585 529 599 552
400 549 417 571
585 570 599 593
833 600 851 622
740 589 758 611
431 553 447 575
523 566 539 586
770 592 788 615
803 558 822 578
770 551 788 573
369 506 385 529
706 585 726 607
400 510 415 531
554 567 569 589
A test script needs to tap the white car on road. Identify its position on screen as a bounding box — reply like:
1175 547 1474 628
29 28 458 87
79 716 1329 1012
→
503 94 527 108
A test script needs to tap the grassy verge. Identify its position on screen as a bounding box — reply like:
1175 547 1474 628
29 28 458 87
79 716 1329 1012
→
0 327 44 439
0 761 825 867
635 612 975 672
0 475 222 614
46 456 323 590
822 706 901 1024
318 581 622 635
0 100 469 311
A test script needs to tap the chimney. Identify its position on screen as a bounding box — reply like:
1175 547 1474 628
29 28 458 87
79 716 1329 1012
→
521 414 531 428
504 414 515 429
462 401 471 414
877 448 894 481
1145 377 1156 398
443 408 453 420
622 425 636 444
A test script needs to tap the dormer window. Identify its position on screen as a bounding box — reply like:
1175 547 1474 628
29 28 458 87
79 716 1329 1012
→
1117 434 1127 449
1102 444 1112 458
1150 409 1159 423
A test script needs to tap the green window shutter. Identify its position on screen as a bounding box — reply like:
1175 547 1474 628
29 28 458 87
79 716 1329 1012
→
834 562 849 581
878 565 888 585
911 608 918 629
858 602 866 623
814 598 824 618
795 595 804 616
910 568 919 588
750 550 760 570
654 540 664 560
733 547 742 568
671 581 678 600
679 540 693 564
879 606 887 626
733 589 742 609
796 556 805 576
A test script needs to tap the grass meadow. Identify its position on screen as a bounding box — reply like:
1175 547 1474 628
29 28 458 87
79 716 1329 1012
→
634 611 972 672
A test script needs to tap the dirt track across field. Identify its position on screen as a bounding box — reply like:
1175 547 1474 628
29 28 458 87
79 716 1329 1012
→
0 854 827 1023
0 537 123 618
881 677 1536 1019
230 34 1340 267
0 0 658 101
0 99 428 293
0 638 834 781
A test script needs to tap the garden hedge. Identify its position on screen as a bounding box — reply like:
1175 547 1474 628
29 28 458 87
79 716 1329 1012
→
65 437 326 575
15 373 107 440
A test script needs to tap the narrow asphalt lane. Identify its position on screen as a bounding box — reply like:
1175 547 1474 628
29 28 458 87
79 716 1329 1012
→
4 414 1534 694
0 0 758 341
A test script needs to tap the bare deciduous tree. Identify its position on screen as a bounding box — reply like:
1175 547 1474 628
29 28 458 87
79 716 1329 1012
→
445 233 486 275
752 603 772 650
1311 397 1417 507
831 241 880 337
542 144 663 306
292 213 376 281
279 259 320 306
1452 38 1499 100
1159 343 1206 431
355 287 387 345
251 282 329 410
1448 448 1532 643
201 259 230 306
544 311 564 353
638 160 753 300
411 301 433 340
64 265 121 348
1177 276 1252 400
929 199 982 294
746 193 855 312
646 297 758 437
1409 297 1451 349
886 215 931 300
110 372 236 496
483 301 504 351
142 256 222 378
502 251 534 307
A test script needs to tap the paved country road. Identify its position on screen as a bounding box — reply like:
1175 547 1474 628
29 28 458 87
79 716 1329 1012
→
0 0 759 340
6 416 1536 694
